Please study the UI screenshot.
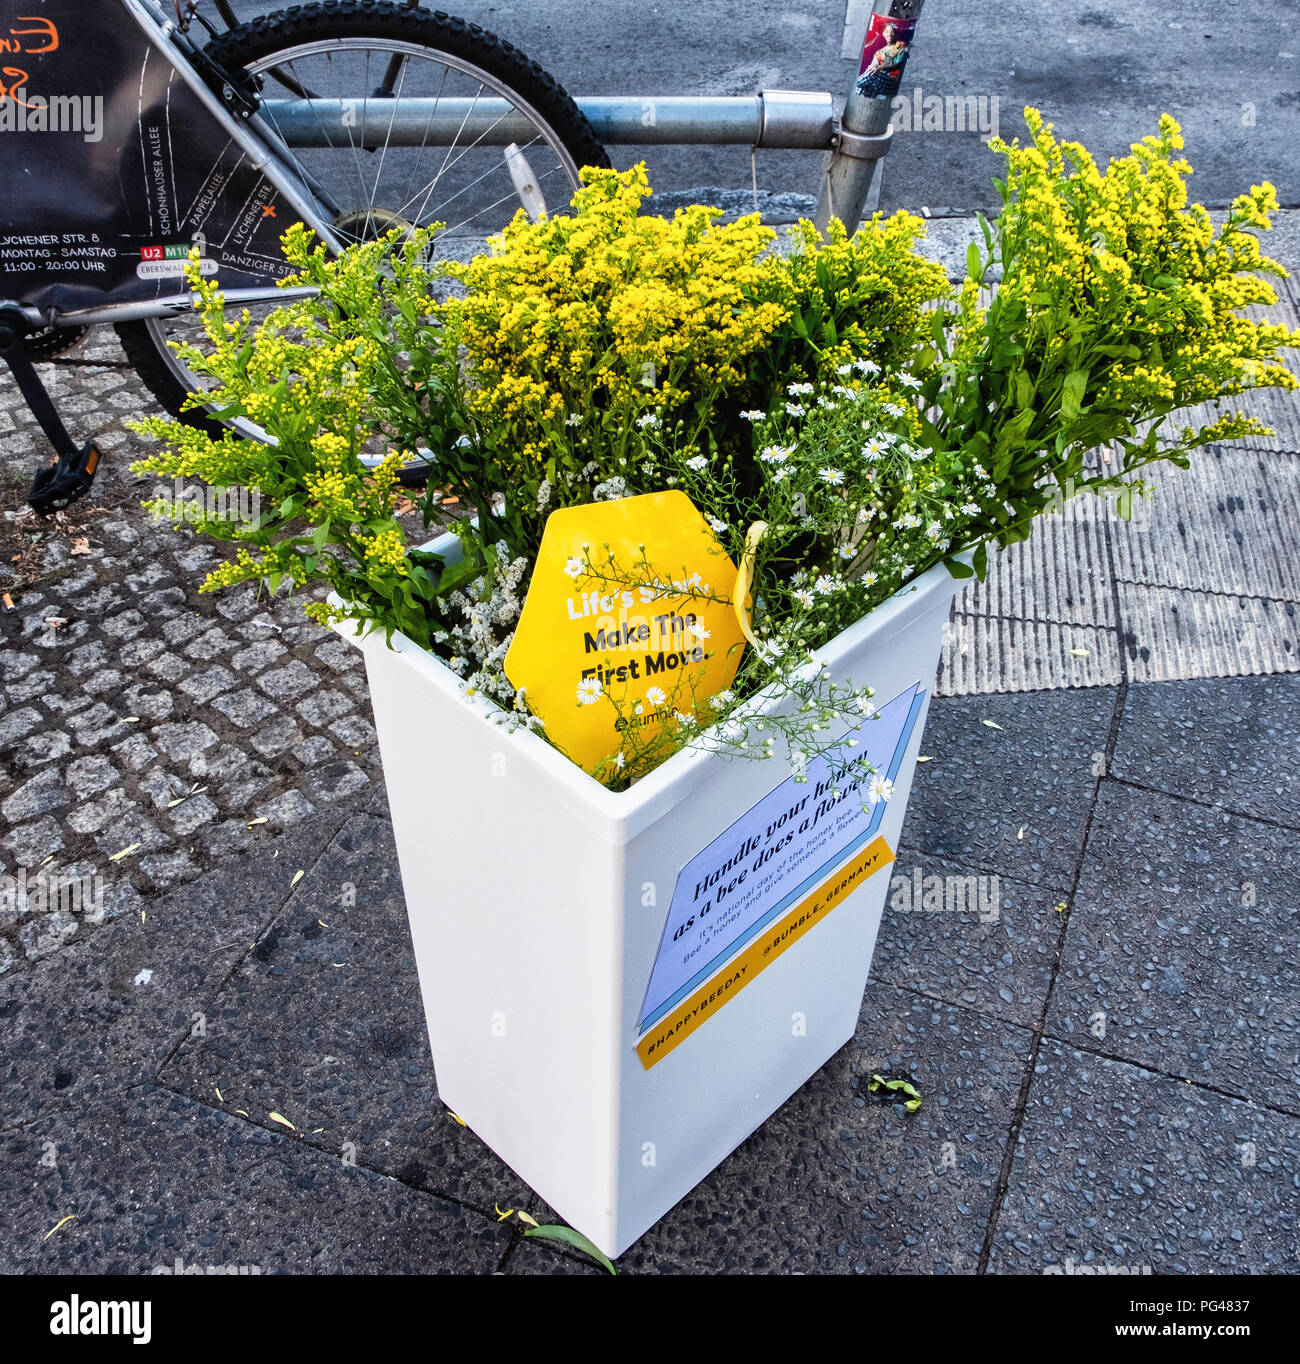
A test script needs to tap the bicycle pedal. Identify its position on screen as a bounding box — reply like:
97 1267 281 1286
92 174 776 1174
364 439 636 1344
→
27 443 102 516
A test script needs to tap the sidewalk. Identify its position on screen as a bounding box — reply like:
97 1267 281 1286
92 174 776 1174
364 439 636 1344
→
1 222 1297 1275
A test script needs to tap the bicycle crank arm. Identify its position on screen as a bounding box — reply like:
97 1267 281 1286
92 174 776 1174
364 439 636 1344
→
0 307 102 515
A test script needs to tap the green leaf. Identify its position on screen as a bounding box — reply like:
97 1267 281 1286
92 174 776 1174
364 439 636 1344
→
965 241 982 282
523 1224 618 1275
1060 369 1088 422
972 541 989 580
1014 370 1034 411
944 557 975 579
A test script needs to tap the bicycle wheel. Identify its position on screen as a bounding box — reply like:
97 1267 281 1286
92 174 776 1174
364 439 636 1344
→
117 0 608 457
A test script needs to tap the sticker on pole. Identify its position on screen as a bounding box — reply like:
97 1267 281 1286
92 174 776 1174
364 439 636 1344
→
504 491 747 781
636 681 927 1043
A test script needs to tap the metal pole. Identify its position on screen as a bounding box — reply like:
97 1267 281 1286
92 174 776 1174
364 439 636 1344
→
815 0 925 233
258 92 836 150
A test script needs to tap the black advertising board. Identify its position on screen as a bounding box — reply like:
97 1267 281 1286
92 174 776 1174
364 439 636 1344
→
0 0 294 315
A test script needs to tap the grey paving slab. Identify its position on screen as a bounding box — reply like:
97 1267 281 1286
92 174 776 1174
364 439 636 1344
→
937 614 1123 696
1113 675 1300 830
158 813 535 1217
506 1241 608 1275
963 510 1117 628
871 851 1070 1030
1048 784 1300 1114
0 1084 508 1274
899 689 1117 888
1110 449 1300 603
1117 581 1299 684
614 986 1033 1274
988 1040 1300 1275
0 810 347 1132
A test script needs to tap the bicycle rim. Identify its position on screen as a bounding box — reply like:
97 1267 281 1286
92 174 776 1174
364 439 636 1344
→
131 22 596 462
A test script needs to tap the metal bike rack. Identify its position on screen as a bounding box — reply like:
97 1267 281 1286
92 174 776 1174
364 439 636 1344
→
259 92 836 150
257 0 926 232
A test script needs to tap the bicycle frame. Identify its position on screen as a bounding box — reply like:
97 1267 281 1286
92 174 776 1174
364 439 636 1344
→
2 0 342 331
5 1 909 333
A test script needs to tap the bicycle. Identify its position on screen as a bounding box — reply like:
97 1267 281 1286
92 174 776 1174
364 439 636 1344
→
0 0 911 511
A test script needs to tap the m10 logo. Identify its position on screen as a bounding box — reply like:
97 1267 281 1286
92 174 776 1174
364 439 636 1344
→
140 243 191 261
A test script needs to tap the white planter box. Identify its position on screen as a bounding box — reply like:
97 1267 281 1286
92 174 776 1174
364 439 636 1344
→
333 533 962 1258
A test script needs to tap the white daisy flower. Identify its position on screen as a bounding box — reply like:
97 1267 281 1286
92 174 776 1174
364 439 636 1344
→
961 502 981 516
686 454 708 471
740 409 766 421
689 622 710 641
785 402 807 417
867 774 894 805
646 686 667 706
636 412 662 429
819 467 845 486
856 506 873 524
565 414 582 427
863 571 879 587
710 689 735 710
674 710 696 727
576 676 603 705
787 382 814 396
563 556 584 578
708 516 727 533
862 437 889 460
853 358 881 375
813 574 835 595
615 752 626 769
838 544 856 560
836 363 854 377
760 445 792 464
926 520 944 539
898 374 922 389
793 587 816 607
883 403 906 418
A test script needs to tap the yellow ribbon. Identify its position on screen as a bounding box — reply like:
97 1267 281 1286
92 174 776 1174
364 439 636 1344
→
731 520 767 650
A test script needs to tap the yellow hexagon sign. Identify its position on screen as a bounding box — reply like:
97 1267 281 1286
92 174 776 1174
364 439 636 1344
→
504 491 748 782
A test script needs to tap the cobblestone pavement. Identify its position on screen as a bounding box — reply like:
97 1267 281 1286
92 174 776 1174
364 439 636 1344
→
1 224 1298 1274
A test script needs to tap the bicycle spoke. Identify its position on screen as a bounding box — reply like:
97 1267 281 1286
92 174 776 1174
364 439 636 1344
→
399 62 450 218
437 162 571 238
409 135 548 231
364 48 411 231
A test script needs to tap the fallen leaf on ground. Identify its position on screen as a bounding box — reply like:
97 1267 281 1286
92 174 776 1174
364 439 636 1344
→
981 719 1003 731
268 1112 296 1131
44 1216 75 1242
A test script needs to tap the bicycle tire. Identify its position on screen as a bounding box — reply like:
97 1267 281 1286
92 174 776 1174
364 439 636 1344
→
117 0 608 447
